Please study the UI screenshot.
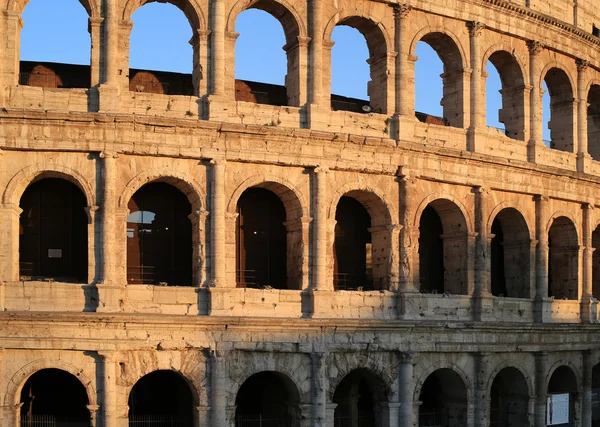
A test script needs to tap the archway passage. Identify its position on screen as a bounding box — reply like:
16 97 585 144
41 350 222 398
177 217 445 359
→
548 217 579 300
334 196 372 290
20 368 90 426
592 364 600 426
127 182 192 286
544 68 575 152
490 208 531 298
333 369 387 427
489 367 529 427
128 370 194 426
235 372 300 427
19 178 88 282
418 200 468 295
592 226 600 300
587 85 600 161
236 187 288 289
486 51 526 140
418 369 467 427
547 366 579 427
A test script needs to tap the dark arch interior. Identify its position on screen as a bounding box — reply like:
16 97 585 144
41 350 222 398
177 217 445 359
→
548 216 579 300
419 205 444 294
544 68 574 153
19 178 88 282
334 196 372 291
593 364 600 426
588 85 600 161
594 226 600 300
419 369 467 427
333 369 386 427
127 182 192 286
20 368 90 425
236 187 288 289
491 208 531 298
547 366 578 427
490 367 529 427
129 370 193 426
235 372 299 427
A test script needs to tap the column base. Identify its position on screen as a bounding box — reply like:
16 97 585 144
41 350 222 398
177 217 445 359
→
580 297 598 323
98 84 120 113
206 95 235 123
302 289 335 318
96 283 124 312
472 292 494 321
577 152 593 174
527 140 546 164
534 297 553 323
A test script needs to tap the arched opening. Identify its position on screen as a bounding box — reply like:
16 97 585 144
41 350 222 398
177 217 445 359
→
587 84 600 161
418 368 468 427
543 68 575 152
486 51 526 140
19 178 88 282
127 182 192 286
418 200 468 295
489 367 529 427
547 366 579 427
490 208 531 298
333 369 387 427
542 80 551 146
235 371 300 427
548 216 579 300
129 3 194 96
129 370 194 426
20 368 90 426
236 187 288 289
592 226 600 299
20 0 91 88
415 33 465 128
330 17 388 114
415 42 443 123
592 363 600 426
234 4 300 106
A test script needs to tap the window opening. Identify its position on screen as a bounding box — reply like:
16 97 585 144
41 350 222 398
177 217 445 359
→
419 369 467 427
419 205 444 294
415 41 444 124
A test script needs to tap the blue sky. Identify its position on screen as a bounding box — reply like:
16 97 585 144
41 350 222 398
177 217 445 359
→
20 0 551 140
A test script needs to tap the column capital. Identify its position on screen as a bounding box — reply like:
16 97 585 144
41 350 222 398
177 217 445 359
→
210 157 226 166
467 21 485 37
97 350 120 363
533 194 549 203
576 58 590 72
399 351 418 364
527 40 544 55
99 151 119 160
394 4 412 19
582 202 595 211
314 165 329 174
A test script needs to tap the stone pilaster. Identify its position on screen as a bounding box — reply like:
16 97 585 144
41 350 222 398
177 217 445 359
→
582 203 595 322
577 59 591 172
534 195 550 322
98 0 120 112
467 21 485 152
97 151 122 312
0 11 23 105
527 41 544 162
312 166 329 291
89 17 103 96
210 0 225 96
0 203 22 283
210 350 233 427
474 352 489 427
210 159 227 287
473 186 492 321
534 352 548 427
398 352 415 427
581 351 593 427
308 0 324 107
98 351 119 427
87 404 99 427
311 352 328 427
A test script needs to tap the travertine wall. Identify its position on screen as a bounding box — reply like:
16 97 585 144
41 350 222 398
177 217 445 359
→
0 0 600 426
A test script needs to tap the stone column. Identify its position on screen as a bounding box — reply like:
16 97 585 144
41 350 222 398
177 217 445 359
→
577 59 591 172
325 403 337 427
98 0 120 112
308 0 324 106
527 41 544 162
398 171 418 294
311 352 327 427
473 186 492 321
211 159 227 287
582 203 595 322
382 402 401 427
211 350 233 427
534 195 550 322
474 352 489 427
89 17 103 88
97 151 122 312
534 351 548 427
394 5 412 118
313 167 329 290
398 353 415 427
98 351 119 427
283 36 310 107
467 22 485 152
582 351 593 427
210 0 226 96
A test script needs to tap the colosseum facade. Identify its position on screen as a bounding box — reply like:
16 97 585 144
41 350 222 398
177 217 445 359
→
1 0 600 426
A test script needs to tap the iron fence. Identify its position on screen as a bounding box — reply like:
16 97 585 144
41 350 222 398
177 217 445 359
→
235 413 292 427
20 414 90 427
129 414 192 426
333 412 375 427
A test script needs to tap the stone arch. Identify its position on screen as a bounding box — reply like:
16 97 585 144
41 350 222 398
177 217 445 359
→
413 363 472 403
328 183 393 227
546 360 581 391
4 359 96 408
125 368 201 408
539 62 576 94
327 358 394 402
547 214 580 300
413 194 473 234
226 0 305 42
409 26 468 70
586 80 600 160
487 202 534 241
540 63 576 152
481 44 527 79
118 168 205 211
227 174 308 220
7 0 98 17
485 360 533 398
3 163 95 208
323 14 392 60
122 0 205 31
545 211 580 244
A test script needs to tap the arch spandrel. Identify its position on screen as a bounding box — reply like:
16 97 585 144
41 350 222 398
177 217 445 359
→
226 0 305 42
122 0 206 31
3 163 95 208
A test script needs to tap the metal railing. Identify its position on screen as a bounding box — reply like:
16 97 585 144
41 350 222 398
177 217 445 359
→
129 414 192 426
235 413 292 427
333 412 375 427
20 414 90 427
418 408 448 427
